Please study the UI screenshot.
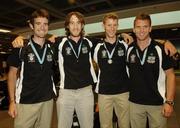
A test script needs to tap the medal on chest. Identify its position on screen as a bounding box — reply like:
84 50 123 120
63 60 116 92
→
108 59 113 64
103 41 118 64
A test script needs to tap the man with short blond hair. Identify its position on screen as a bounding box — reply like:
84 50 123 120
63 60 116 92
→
94 13 130 128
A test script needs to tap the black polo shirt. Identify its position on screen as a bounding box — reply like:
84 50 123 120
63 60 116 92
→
7 38 55 104
93 39 129 94
126 39 174 105
55 37 97 89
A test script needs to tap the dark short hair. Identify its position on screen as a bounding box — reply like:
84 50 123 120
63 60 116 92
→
64 11 85 36
29 9 49 25
134 13 151 27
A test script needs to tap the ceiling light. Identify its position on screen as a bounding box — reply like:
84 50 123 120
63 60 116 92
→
0 29 11 33
0 51 7 54
171 28 178 31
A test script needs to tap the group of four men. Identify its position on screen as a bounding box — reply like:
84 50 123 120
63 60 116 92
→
7 8 176 128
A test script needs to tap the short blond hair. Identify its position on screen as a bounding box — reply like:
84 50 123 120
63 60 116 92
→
103 13 118 24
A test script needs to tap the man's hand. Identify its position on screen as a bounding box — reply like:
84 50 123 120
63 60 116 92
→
156 39 177 56
12 36 24 48
8 102 17 118
120 33 134 44
164 40 177 56
162 103 173 118
48 35 57 43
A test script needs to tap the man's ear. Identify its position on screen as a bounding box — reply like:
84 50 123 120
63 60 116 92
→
82 24 84 29
102 23 105 30
67 25 69 29
29 23 34 30
133 28 135 34
149 26 152 33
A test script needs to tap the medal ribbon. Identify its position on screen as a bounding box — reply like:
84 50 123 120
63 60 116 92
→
103 40 118 60
67 39 83 60
136 48 148 65
135 39 151 65
30 40 47 64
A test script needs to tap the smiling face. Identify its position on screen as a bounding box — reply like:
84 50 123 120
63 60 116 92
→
133 19 151 42
133 13 152 42
65 12 85 37
68 15 83 37
29 17 49 38
103 18 118 39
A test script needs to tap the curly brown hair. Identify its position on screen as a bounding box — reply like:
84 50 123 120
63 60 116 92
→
64 11 85 36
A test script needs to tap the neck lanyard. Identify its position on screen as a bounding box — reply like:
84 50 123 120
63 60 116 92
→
136 48 148 65
135 39 151 65
103 40 118 64
67 39 83 61
30 39 47 65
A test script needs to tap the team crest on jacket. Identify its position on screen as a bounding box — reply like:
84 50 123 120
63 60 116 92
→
101 50 107 58
65 47 72 55
82 46 88 54
130 54 136 63
47 54 53 62
28 53 35 63
147 54 156 64
118 48 124 56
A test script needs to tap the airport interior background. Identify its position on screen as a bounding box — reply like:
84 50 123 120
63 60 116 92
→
0 0 180 128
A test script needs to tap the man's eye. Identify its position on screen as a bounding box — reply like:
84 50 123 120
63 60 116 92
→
35 22 40 25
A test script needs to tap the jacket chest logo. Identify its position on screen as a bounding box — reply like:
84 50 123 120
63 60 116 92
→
130 54 136 63
82 46 88 54
147 53 156 64
101 50 107 58
28 53 35 63
118 48 124 56
47 54 53 62
65 47 72 55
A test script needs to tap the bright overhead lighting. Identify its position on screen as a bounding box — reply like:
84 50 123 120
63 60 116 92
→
0 29 11 33
171 28 178 31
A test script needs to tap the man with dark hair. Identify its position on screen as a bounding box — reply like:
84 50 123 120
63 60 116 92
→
7 9 55 128
126 13 176 128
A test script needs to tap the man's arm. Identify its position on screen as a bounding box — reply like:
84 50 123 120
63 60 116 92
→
7 66 18 118
162 68 176 118
48 35 58 43
119 33 134 44
12 35 60 48
156 39 177 56
12 36 25 48
122 36 177 56
119 33 177 57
